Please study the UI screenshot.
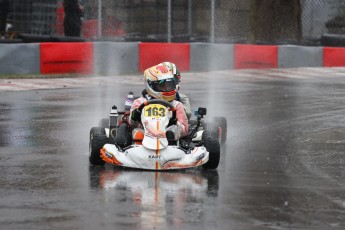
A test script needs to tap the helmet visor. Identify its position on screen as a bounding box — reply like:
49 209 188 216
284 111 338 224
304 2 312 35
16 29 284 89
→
150 79 176 92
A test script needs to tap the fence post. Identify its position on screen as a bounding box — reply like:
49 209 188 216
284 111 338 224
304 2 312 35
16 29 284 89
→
210 0 215 43
167 0 172 42
188 0 192 36
98 0 102 38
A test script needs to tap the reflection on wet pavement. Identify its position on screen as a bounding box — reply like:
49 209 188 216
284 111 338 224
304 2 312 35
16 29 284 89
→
89 167 219 229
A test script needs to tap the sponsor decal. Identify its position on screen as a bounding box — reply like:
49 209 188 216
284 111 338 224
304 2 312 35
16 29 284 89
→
196 153 205 162
148 155 161 161
156 65 169 73
105 150 113 159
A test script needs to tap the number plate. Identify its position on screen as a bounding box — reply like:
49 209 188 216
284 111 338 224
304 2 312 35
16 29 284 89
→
144 104 167 118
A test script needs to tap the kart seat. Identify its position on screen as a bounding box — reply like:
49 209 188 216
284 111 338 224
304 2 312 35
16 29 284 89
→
114 123 132 147
166 130 176 145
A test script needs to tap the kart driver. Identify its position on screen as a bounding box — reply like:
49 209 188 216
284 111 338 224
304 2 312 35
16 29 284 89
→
130 64 189 141
158 62 192 119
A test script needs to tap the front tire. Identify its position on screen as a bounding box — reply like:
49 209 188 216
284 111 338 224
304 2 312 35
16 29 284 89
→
202 129 220 169
89 127 108 166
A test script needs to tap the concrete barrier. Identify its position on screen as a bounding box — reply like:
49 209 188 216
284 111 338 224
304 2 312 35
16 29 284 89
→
3 42 345 76
190 43 234 71
278 45 323 68
94 42 139 75
235 44 278 69
40 42 94 74
139 43 190 72
323 47 345 67
0 43 40 74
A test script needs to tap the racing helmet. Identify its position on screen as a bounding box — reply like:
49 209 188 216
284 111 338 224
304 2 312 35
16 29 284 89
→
144 65 177 101
160 62 181 88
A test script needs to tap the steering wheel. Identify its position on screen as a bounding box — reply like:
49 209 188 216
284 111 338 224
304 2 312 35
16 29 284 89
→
137 99 177 121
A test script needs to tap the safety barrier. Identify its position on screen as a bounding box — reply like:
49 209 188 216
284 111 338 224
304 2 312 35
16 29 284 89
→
323 47 345 67
190 43 234 71
278 45 323 68
139 43 190 72
40 42 94 74
0 43 40 74
94 42 138 75
234 44 278 69
1 42 345 75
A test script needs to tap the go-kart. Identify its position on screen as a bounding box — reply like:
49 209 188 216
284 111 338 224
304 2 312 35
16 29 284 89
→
89 99 221 170
98 92 228 146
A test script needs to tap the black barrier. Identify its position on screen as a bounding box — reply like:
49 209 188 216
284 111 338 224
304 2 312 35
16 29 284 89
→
17 33 87 43
0 39 23 44
321 33 345 47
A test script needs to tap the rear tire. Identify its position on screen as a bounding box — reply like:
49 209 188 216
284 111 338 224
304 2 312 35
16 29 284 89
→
202 129 220 169
89 127 107 166
213 116 227 145
99 118 109 129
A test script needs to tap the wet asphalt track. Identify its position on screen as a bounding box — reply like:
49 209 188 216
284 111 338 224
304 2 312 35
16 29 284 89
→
1 70 345 230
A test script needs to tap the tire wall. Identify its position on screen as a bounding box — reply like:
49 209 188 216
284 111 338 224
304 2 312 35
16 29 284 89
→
0 43 40 74
1 42 345 75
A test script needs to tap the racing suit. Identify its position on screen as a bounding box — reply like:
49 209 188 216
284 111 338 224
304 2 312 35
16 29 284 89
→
130 97 188 140
176 92 191 119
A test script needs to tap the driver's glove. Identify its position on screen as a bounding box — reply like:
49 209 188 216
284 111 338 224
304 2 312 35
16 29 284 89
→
131 108 141 122
168 117 178 127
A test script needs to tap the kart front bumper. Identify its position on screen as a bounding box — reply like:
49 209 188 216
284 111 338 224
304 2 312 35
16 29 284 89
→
101 144 209 170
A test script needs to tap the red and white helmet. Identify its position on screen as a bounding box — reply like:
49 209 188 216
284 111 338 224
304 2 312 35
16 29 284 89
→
159 62 181 90
144 65 177 102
